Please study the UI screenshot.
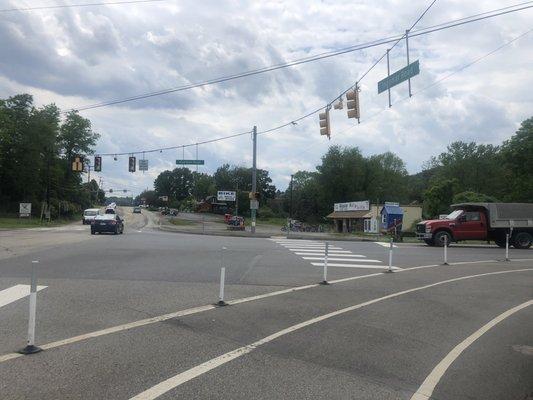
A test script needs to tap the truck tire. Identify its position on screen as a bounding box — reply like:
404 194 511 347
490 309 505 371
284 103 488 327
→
433 231 452 247
512 232 532 249
424 239 435 246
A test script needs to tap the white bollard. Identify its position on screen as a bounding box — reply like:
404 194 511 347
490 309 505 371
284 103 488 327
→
218 247 227 306
443 235 449 265
387 237 394 273
505 233 510 262
286 219 290 239
321 242 329 284
19 260 42 354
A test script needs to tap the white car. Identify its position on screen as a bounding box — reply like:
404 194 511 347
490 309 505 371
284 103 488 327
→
83 208 101 225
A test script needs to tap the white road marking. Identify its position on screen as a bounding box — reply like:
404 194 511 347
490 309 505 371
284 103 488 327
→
129 268 533 400
311 262 399 269
374 242 398 248
0 285 47 308
1 260 526 364
295 253 365 257
410 299 533 400
289 249 351 253
302 257 378 262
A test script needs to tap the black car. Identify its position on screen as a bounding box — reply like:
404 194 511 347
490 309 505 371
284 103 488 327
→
91 214 124 235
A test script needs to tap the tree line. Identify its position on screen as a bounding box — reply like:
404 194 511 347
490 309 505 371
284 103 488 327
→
0 94 103 218
142 117 532 222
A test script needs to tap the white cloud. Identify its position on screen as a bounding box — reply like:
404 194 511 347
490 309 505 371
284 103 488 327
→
1 0 531 194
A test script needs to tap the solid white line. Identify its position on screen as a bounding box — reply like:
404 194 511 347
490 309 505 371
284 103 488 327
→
0 285 47 308
410 299 533 400
1 259 525 364
129 268 533 400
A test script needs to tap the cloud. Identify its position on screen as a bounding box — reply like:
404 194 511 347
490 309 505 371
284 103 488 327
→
1 0 532 194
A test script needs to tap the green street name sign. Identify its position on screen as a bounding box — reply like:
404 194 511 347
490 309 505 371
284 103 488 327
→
378 60 420 94
176 159 205 165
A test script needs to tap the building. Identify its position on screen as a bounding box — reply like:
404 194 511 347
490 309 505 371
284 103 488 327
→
327 201 422 233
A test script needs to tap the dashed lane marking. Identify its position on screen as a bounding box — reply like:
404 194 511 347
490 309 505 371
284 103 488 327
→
129 268 533 400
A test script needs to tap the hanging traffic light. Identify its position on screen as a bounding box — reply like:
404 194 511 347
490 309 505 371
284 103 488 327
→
319 108 331 139
94 156 102 172
128 156 136 172
346 87 360 121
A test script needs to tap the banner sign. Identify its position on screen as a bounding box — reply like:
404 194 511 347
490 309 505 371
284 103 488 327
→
334 200 369 212
217 191 236 201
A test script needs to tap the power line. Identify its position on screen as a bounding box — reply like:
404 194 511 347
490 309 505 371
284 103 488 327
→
0 0 168 13
67 2 533 113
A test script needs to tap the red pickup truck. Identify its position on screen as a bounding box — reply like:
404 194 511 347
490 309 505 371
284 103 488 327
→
416 202 533 249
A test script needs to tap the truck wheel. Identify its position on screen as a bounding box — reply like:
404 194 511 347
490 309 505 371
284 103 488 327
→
434 231 451 247
512 232 532 249
424 239 435 246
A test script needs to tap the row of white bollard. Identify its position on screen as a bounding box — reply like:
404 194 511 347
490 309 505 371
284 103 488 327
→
19 235 515 356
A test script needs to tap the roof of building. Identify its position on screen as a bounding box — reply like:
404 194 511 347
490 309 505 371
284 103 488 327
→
327 210 373 219
382 205 404 215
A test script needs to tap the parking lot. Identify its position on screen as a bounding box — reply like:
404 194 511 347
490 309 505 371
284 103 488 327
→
0 217 532 399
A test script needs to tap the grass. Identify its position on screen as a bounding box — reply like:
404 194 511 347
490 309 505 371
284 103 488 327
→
256 217 288 227
168 218 195 226
0 215 81 230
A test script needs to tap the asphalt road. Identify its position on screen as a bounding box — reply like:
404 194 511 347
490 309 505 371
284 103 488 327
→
0 210 532 399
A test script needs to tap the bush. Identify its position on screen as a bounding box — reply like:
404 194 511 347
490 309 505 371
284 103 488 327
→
258 206 275 219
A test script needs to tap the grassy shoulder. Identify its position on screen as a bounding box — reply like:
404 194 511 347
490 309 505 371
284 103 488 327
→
168 217 195 226
256 217 287 227
0 215 82 230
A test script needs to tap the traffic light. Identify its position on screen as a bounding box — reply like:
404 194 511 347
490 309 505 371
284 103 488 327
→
319 108 331 139
346 87 360 121
94 156 102 172
128 156 136 172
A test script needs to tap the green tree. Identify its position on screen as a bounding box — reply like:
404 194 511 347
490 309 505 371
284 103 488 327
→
423 179 458 218
500 117 533 201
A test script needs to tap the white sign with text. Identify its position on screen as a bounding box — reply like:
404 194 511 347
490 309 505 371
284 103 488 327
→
334 200 369 212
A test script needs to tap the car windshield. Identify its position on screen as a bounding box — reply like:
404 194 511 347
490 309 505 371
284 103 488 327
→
84 211 97 216
446 210 463 220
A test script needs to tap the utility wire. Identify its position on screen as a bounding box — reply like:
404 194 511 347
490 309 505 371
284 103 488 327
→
0 0 168 12
67 3 533 113
260 0 439 135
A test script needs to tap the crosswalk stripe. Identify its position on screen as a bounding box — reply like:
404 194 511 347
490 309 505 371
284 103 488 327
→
0 285 47 309
303 257 382 263
295 253 365 257
374 242 398 248
310 262 399 270
288 249 351 253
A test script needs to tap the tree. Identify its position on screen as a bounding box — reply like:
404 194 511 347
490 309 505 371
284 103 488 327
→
154 167 194 201
500 117 533 201
423 179 458 218
452 191 498 204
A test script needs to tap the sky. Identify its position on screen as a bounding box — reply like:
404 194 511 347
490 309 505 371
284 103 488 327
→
1 0 532 196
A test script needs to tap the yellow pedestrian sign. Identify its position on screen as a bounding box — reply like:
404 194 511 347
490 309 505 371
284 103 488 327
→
72 156 84 172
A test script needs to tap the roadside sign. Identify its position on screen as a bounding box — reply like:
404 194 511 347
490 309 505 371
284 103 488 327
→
217 191 236 201
378 60 420 94
139 159 149 171
176 160 204 165
385 202 400 207
71 156 84 172
250 199 259 210
19 203 31 218
334 200 369 212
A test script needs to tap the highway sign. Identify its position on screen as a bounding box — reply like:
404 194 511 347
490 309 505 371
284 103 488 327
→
217 191 236 201
176 160 204 165
19 202 31 218
250 199 259 210
139 159 149 171
378 60 420 94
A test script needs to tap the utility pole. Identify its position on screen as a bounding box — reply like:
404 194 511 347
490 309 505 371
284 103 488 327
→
235 181 239 217
289 174 294 219
251 126 257 234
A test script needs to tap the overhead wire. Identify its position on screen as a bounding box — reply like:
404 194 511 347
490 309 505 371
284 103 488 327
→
67 2 533 113
0 0 168 13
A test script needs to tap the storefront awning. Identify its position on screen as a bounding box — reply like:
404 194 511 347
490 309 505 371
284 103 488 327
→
327 210 373 219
